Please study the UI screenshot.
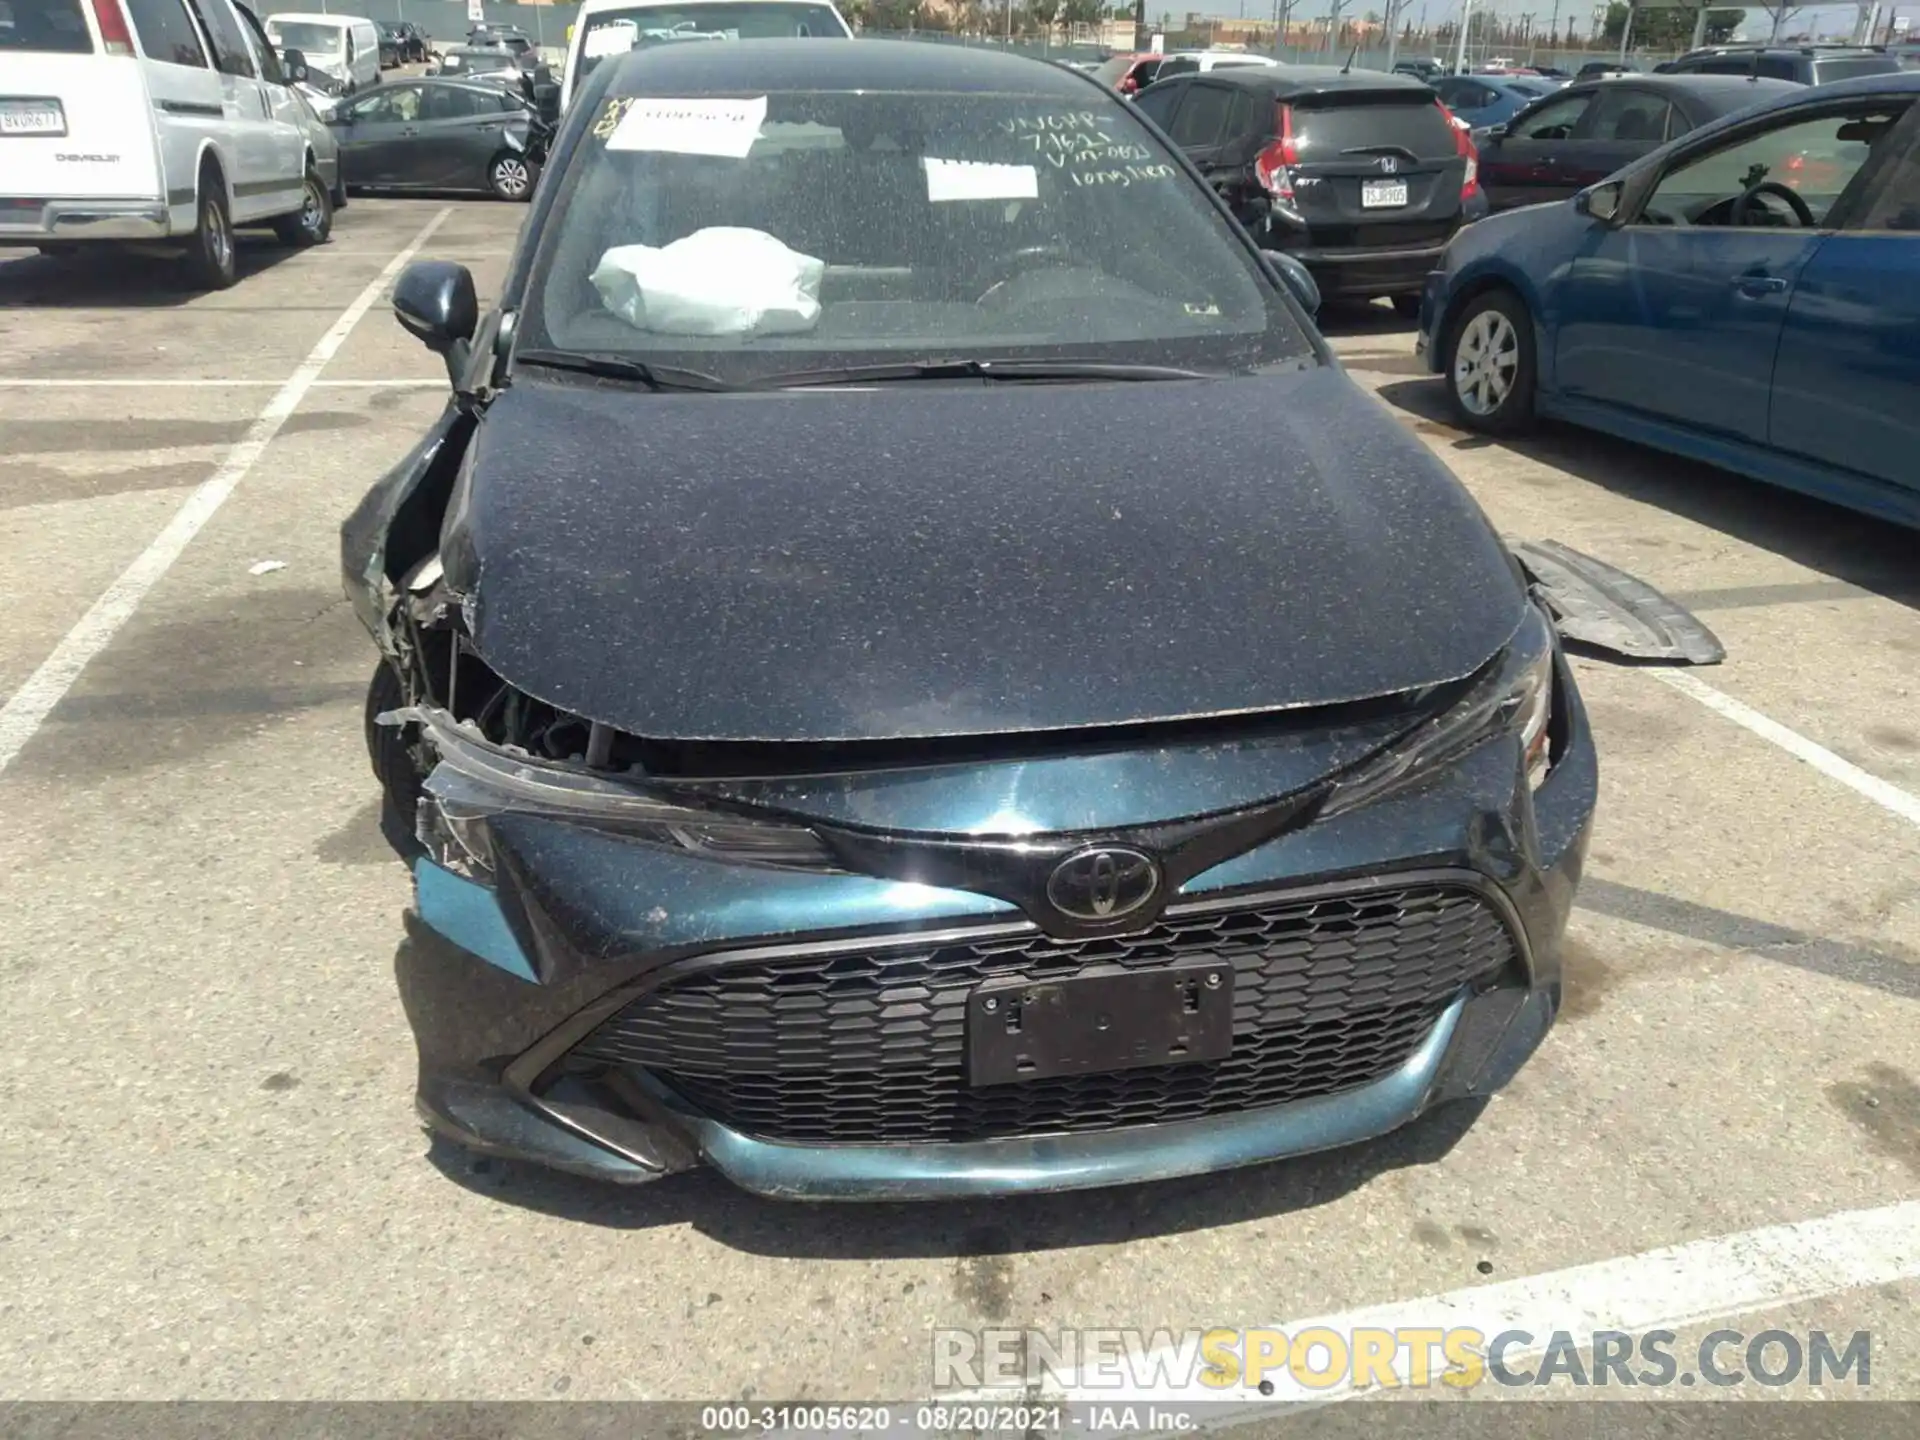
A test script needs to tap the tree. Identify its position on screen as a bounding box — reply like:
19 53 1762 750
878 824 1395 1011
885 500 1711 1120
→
1061 0 1104 39
866 0 919 30
1027 0 1062 39
1603 3 1743 48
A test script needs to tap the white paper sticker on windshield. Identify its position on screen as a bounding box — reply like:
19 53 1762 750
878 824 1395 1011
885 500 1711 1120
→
582 23 636 58
605 95 768 158
922 157 1040 203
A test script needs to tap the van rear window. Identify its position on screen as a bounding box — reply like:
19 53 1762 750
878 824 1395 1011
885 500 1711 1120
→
1291 92 1455 159
0 0 95 53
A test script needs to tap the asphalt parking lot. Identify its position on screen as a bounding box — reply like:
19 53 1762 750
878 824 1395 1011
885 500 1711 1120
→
2 196 1918 1411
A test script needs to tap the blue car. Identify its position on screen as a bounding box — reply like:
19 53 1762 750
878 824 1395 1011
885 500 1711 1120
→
1419 72 1920 529
1432 74 1563 136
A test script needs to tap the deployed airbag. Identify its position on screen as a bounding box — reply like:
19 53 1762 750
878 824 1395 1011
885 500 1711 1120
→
590 227 824 337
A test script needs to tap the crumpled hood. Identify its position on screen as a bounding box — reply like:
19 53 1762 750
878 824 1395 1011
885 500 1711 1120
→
447 365 1525 743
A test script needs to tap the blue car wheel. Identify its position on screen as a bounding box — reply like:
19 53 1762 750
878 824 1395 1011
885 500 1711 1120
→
1444 289 1536 434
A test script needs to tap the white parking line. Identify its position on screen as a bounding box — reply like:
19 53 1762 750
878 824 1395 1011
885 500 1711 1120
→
0 378 443 388
1653 669 1920 830
993 1197 1920 1411
0 207 452 780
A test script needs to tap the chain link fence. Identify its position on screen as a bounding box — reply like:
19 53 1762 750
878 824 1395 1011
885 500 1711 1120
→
290 5 1681 75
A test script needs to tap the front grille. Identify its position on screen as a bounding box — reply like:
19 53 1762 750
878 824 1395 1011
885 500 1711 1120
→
572 883 1517 1145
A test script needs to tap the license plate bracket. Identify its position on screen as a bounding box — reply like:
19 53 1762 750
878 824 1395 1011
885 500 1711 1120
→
1361 178 1409 209
966 959 1234 1087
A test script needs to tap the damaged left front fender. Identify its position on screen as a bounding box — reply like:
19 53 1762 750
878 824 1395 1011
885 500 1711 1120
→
340 401 474 651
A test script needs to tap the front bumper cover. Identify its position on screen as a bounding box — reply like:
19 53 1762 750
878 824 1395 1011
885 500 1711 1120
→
394 657 1596 1199
413 972 1556 1199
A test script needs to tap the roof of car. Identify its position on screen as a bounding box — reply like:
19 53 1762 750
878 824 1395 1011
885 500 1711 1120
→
1678 42 1889 56
415 74 518 90
1571 72 1802 100
1185 63 1435 96
596 37 1093 96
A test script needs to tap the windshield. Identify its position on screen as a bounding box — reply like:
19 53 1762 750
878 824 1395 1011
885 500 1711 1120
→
575 4 844 85
269 20 342 53
521 81 1312 386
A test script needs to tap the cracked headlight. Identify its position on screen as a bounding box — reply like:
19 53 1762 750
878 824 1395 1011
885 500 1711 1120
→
385 707 839 880
1320 605 1555 820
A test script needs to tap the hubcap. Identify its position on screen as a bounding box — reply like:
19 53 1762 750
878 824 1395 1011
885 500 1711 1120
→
302 180 323 232
206 202 231 269
1453 309 1519 417
494 158 529 198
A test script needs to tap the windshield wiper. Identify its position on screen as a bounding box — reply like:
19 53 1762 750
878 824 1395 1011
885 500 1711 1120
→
757 358 1211 389
513 348 736 393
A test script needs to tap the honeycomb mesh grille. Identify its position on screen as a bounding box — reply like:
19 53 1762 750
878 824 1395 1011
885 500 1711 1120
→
573 883 1517 1144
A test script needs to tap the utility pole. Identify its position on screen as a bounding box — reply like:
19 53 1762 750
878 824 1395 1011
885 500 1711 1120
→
1618 0 1634 61
1453 0 1472 71
1386 0 1402 66
1324 0 1346 50
1547 0 1561 55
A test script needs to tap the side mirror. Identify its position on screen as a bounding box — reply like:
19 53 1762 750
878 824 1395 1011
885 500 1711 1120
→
1262 250 1321 317
282 47 308 82
393 260 479 387
1575 181 1623 224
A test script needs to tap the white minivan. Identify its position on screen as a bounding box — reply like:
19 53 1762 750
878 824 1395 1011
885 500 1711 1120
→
560 0 852 113
263 13 378 95
0 0 340 288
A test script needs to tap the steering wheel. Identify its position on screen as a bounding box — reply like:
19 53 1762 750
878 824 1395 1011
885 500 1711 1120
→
975 244 1083 305
1729 180 1816 228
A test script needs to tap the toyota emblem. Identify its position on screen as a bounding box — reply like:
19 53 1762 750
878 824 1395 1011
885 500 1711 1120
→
1046 846 1161 923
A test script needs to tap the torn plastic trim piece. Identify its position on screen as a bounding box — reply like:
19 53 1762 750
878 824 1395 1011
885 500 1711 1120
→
1509 539 1726 666
381 705 842 874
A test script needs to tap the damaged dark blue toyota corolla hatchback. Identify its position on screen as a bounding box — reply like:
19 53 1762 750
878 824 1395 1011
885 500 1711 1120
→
342 40 1602 1199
